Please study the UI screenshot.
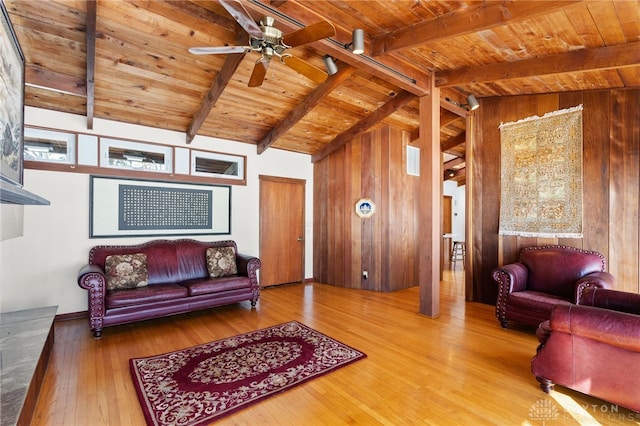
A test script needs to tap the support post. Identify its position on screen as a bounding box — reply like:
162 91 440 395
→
418 81 441 317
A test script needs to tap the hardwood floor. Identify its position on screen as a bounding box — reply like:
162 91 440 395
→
32 271 638 425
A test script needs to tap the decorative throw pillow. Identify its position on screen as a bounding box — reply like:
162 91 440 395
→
206 247 237 278
104 253 149 290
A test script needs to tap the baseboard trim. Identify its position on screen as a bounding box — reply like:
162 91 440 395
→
55 311 87 322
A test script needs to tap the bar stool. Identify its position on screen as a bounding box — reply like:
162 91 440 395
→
451 241 465 266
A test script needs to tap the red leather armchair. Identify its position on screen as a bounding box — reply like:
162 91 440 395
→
531 288 640 412
492 245 614 328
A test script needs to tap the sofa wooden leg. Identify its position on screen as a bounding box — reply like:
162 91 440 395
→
92 329 102 339
500 320 508 328
536 377 554 393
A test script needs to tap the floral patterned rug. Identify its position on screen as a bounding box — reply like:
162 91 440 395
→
130 321 366 426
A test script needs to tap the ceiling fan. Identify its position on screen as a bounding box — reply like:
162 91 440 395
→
189 0 336 87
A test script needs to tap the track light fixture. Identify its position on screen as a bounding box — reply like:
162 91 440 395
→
344 29 364 55
445 94 480 111
323 54 338 75
351 29 364 54
466 94 480 111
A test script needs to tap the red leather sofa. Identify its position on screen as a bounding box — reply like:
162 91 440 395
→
532 287 640 412
77 239 261 338
492 245 614 328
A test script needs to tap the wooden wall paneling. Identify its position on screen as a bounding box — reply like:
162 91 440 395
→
360 134 370 290
314 155 333 283
382 127 417 291
329 147 348 286
396 128 418 290
341 142 352 289
349 137 362 289
380 127 392 291
608 90 640 293
372 130 384 292
556 91 585 249
330 147 338 286
576 91 610 255
314 111 440 295
313 161 327 283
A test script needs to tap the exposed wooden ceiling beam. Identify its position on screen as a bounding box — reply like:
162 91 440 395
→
186 32 248 144
444 156 465 169
257 64 357 154
436 41 640 87
444 166 466 183
441 110 461 128
86 0 97 129
312 90 415 162
370 1 582 56
442 133 466 153
240 1 429 97
440 98 468 117
409 110 463 142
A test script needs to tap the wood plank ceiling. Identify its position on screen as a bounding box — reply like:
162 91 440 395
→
6 1 640 186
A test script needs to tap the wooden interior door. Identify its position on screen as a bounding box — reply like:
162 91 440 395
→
259 175 305 287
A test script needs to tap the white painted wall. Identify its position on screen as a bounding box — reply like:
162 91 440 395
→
443 180 466 242
0 107 315 314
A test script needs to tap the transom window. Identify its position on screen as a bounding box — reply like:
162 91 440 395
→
24 128 75 164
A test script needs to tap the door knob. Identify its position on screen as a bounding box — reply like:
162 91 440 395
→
297 237 303 241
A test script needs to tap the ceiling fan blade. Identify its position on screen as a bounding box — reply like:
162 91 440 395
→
281 55 328 84
248 58 269 87
219 0 264 40
283 21 336 47
189 46 249 55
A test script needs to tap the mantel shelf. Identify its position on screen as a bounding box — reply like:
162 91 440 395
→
0 180 50 205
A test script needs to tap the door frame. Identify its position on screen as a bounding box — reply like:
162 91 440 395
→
258 175 306 286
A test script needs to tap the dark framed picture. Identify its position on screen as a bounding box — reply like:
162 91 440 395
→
0 1 25 186
89 176 232 238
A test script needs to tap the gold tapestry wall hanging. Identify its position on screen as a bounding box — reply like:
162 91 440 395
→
499 105 583 238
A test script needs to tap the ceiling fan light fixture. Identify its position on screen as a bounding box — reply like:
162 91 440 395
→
351 29 365 54
323 55 338 75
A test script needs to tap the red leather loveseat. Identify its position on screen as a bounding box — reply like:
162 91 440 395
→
532 287 640 412
492 245 614 328
77 239 261 338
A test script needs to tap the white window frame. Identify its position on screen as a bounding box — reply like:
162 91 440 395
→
407 145 420 176
100 138 173 173
190 150 244 180
24 127 76 164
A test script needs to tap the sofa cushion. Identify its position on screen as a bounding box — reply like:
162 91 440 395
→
106 283 189 309
104 253 149 290
181 276 251 296
206 247 237 278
